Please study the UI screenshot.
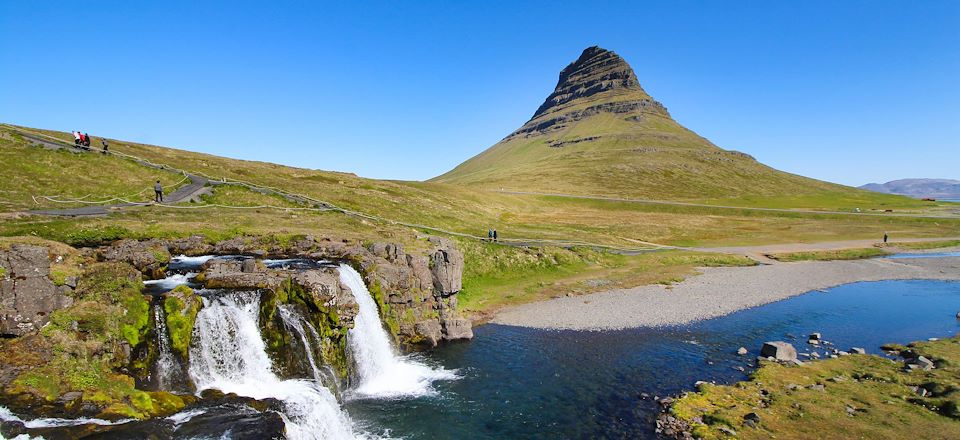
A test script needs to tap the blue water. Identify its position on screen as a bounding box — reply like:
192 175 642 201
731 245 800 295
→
347 279 960 439
887 251 960 259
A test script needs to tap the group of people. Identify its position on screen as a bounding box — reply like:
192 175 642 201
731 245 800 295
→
73 131 92 148
487 229 499 242
73 131 109 152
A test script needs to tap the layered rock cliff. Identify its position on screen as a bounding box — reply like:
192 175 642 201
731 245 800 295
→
0 234 472 422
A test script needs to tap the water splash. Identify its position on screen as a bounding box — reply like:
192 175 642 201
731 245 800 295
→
188 291 358 440
339 264 458 399
0 405 133 428
144 272 196 290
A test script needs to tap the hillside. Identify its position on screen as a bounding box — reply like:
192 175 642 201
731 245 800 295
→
432 46 908 207
861 178 960 199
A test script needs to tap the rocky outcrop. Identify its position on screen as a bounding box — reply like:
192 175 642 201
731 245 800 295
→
97 234 472 349
98 239 171 278
351 237 472 348
506 46 671 140
0 245 74 336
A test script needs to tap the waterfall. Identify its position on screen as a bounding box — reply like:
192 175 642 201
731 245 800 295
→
0 405 132 428
188 291 358 440
277 304 340 392
339 264 457 399
153 305 184 391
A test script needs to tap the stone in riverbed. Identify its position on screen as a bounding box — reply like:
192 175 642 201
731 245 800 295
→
809 332 821 341
760 341 797 362
736 347 748 355
850 347 866 355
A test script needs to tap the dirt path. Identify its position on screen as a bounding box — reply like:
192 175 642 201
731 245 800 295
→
28 174 210 217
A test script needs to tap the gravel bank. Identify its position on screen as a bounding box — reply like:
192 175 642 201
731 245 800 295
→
492 256 960 330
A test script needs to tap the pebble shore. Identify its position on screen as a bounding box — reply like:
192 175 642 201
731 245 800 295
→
492 256 960 330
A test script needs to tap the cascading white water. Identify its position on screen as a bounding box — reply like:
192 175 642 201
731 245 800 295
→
188 291 358 440
0 405 132 428
153 305 184 391
143 272 196 290
339 264 457 399
277 305 325 383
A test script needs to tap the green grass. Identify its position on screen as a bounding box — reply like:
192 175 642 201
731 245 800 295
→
767 248 890 262
670 335 960 439
456 239 755 320
3 123 960 319
0 130 186 211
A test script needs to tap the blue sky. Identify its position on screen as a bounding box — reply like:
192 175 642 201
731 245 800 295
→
1 1 957 186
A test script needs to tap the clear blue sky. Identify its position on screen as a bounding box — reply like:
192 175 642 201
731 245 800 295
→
2 1 957 186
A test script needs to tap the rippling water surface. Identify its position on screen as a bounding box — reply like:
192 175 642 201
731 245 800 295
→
347 279 960 439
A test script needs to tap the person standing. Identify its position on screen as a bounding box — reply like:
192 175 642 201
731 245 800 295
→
883 232 888 243
154 180 164 203
83 133 91 147
493 229 498 242
74 131 81 145
487 229 493 242
101 138 109 153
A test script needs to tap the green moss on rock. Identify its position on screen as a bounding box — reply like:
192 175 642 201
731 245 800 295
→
162 285 202 359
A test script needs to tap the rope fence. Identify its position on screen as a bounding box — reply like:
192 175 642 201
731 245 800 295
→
6 124 668 253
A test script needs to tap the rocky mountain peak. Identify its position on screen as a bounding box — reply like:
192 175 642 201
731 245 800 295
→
532 46 644 118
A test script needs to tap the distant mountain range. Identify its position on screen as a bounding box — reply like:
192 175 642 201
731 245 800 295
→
860 179 960 199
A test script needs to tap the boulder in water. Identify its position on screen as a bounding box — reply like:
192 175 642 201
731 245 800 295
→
760 341 798 362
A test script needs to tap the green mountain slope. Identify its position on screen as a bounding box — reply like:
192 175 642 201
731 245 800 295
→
432 46 890 205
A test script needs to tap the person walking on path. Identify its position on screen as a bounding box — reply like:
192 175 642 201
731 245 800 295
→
101 138 109 153
154 180 164 203
487 229 493 242
74 131 82 146
83 133 91 147
883 232 888 243
493 229 498 243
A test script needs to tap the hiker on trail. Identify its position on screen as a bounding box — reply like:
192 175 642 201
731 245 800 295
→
488 229 493 242
154 180 164 203
883 232 888 243
74 131 81 145
83 133 91 147
101 138 109 153
493 229 498 242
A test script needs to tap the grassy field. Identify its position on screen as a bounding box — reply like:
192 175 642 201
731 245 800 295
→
669 336 960 439
767 248 890 262
3 123 960 318
0 130 186 211
5 124 959 250
455 240 755 320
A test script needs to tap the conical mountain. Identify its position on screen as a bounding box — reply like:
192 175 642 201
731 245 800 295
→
432 46 857 202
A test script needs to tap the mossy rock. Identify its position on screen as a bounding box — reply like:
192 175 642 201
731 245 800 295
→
259 278 352 380
162 285 202 360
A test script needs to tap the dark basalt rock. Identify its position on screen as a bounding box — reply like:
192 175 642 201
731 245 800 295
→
504 46 672 140
0 245 74 336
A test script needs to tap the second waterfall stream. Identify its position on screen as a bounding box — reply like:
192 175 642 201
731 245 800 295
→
339 264 458 399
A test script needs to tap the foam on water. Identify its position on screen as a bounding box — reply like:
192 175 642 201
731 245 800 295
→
188 291 360 440
0 405 132 429
340 264 458 399
171 255 216 265
144 272 197 290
